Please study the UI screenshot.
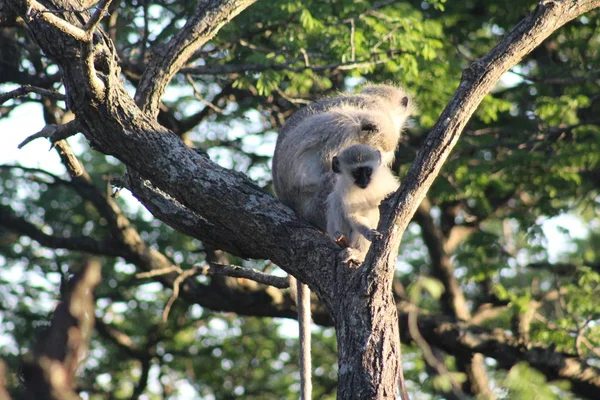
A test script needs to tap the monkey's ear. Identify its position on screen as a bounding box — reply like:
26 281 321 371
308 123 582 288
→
400 96 409 108
361 122 379 133
332 156 341 173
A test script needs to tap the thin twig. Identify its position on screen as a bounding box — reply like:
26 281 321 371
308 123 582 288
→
182 54 394 76
163 267 199 323
0 85 65 105
274 87 311 105
83 0 113 34
140 0 150 62
299 48 310 67
349 19 355 62
18 120 81 149
185 74 224 113
136 265 181 279
372 26 399 52
202 262 290 289
0 164 70 185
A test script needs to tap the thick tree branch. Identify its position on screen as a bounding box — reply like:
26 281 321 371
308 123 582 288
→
414 199 470 320
24 0 90 42
22 258 101 400
10 1 339 306
405 314 600 399
0 166 304 324
0 200 309 321
134 0 257 118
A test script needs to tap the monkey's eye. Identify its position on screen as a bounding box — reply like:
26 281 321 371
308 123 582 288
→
364 167 372 178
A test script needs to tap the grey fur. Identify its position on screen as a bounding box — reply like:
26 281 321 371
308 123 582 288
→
326 144 400 264
273 83 413 230
335 142 382 165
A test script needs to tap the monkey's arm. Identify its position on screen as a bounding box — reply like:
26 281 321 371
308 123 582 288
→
348 214 383 242
326 193 348 241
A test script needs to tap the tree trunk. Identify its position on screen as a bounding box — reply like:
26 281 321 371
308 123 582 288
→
335 278 401 398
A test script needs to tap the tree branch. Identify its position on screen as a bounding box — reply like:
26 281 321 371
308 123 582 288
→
95 319 146 359
414 199 470 320
407 314 600 399
204 262 290 289
182 56 393 76
9 0 339 303
0 85 65 105
24 0 89 42
0 360 11 400
0 173 303 325
134 0 257 118
413 199 494 398
22 258 101 399
18 119 81 149
82 0 112 34
0 204 124 257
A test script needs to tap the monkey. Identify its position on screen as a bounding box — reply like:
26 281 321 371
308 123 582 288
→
273 83 414 230
326 144 400 264
271 84 414 400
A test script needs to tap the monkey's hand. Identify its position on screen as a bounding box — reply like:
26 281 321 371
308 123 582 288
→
355 223 383 242
364 229 383 242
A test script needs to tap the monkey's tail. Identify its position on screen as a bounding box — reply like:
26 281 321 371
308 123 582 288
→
297 280 312 400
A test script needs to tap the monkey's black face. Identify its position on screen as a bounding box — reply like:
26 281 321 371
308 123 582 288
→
352 166 372 189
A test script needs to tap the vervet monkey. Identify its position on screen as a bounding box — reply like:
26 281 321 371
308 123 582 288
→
273 83 414 230
272 84 413 400
327 144 400 263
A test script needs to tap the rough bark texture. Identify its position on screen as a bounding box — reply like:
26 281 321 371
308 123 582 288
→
5 0 600 398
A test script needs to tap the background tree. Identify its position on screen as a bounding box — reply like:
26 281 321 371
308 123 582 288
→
0 0 599 399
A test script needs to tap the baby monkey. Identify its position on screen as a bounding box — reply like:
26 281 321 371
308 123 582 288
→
327 144 400 264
